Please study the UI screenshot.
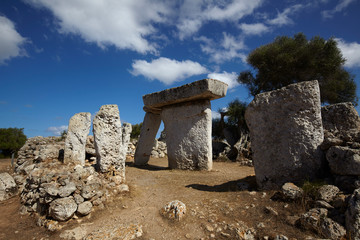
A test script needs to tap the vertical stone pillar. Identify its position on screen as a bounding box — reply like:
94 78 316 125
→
93 105 124 182
161 100 213 170
120 122 132 162
64 112 91 166
134 111 161 166
245 80 324 189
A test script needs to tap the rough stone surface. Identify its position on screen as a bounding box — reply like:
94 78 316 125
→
162 100 212 170
160 200 186 221
281 182 303 200
120 122 132 162
93 105 124 180
327 146 360 175
49 197 77 221
134 112 161 166
77 201 92 216
346 188 360 239
245 80 324 189
317 185 340 203
64 112 91 166
322 102 360 135
0 172 17 201
143 78 228 111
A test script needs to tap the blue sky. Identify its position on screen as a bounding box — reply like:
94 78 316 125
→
1 0 360 138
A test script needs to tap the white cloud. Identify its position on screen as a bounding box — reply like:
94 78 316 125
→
322 0 356 19
196 33 247 63
212 110 221 119
130 57 208 85
175 0 264 39
207 71 240 89
25 0 172 54
267 4 304 26
46 125 68 136
239 23 270 36
335 38 360 68
0 16 27 64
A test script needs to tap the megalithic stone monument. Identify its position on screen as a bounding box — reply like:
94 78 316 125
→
134 79 228 170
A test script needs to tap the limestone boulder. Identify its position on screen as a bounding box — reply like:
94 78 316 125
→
322 102 360 135
346 188 360 239
119 122 132 162
49 197 77 221
245 80 324 189
64 112 91 166
93 105 123 177
160 200 186 221
85 136 96 157
162 100 212 170
317 185 340 203
326 146 360 175
0 173 17 201
76 201 92 216
281 182 303 200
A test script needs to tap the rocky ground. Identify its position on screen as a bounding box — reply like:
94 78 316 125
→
0 157 327 240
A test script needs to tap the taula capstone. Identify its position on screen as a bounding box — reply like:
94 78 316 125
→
135 79 228 170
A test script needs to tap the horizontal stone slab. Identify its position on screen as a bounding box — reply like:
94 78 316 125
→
143 79 228 110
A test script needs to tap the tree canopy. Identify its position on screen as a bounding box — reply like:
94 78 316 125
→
0 128 27 157
130 123 143 139
238 33 358 105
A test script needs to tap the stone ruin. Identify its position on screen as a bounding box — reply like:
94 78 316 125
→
6 104 131 229
135 79 228 170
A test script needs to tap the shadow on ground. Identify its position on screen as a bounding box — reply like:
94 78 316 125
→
186 176 257 192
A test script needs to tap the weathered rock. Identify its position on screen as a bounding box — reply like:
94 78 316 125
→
134 112 161 165
327 146 360 175
245 80 324 189
281 182 303 200
160 200 186 221
317 185 340 203
76 201 92 216
58 181 77 198
85 136 96 157
93 105 124 180
64 112 91 165
162 100 212 170
143 78 228 112
322 102 360 135
120 122 132 162
49 197 77 221
300 208 328 232
0 172 17 201
318 217 346 239
346 188 360 239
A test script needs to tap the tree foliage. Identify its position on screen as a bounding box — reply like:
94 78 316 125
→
131 122 143 139
238 33 358 105
0 128 27 157
212 99 248 140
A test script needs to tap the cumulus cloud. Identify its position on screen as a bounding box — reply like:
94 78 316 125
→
46 125 68 136
0 16 27 64
130 57 208 85
196 33 247 63
239 23 270 36
267 4 304 26
322 0 356 19
25 0 172 54
335 38 360 68
176 0 263 39
212 110 221 119
207 71 240 89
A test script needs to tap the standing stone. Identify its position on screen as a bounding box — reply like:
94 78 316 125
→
120 122 132 162
93 105 124 181
64 112 91 166
134 112 161 166
162 100 212 170
136 79 228 170
245 80 324 189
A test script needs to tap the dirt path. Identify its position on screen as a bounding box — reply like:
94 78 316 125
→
0 158 318 239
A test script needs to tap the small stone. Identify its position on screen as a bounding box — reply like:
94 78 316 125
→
160 200 186 221
49 197 77 221
76 201 92 216
281 182 303 200
205 224 214 232
317 185 340 203
264 206 278 216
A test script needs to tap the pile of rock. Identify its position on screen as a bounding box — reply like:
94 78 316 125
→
212 138 253 166
151 139 167 158
320 102 360 193
9 104 132 229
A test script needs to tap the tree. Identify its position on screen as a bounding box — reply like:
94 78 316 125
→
0 128 27 158
130 123 143 139
238 33 358 105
